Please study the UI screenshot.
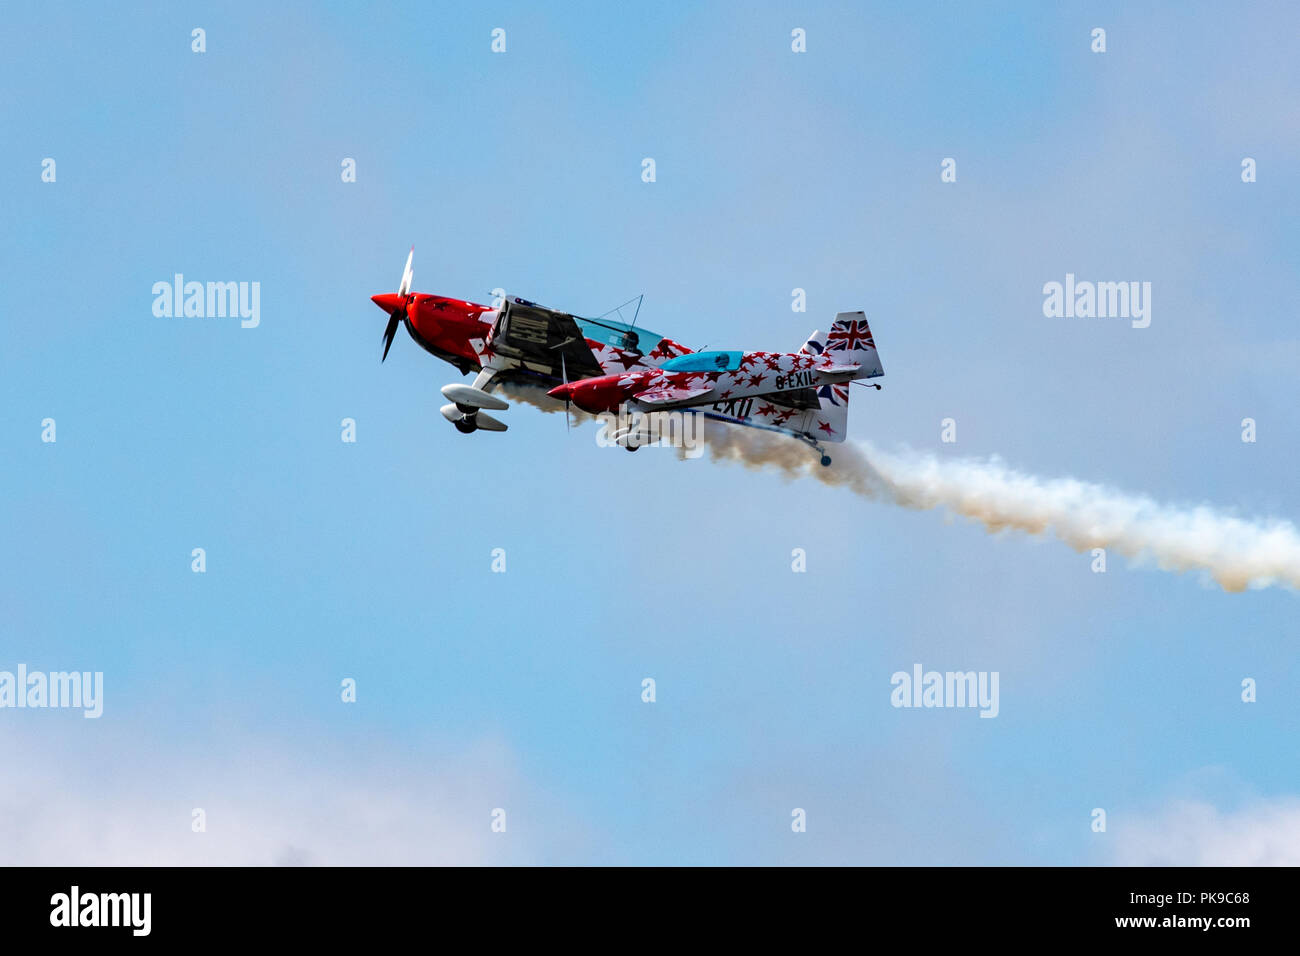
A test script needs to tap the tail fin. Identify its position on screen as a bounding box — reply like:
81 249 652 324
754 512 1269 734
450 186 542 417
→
798 330 824 355
795 311 883 442
820 311 883 377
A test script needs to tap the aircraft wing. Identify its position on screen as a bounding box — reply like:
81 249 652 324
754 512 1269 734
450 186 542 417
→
488 297 604 380
632 384 715 406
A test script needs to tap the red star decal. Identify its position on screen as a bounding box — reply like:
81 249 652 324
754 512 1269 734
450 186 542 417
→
747 373 767 388
650 337 687 359
756 403 777 417
817 421 835 435
740 353 759 369
610 349 643 370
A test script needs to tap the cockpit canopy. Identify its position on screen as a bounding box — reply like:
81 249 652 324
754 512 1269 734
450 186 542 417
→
574 316 663 355
660 350 744 372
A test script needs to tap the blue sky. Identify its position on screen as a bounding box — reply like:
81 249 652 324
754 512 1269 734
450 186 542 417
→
2 1 1298 864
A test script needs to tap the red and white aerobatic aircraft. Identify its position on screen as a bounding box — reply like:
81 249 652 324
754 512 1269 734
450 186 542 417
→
369 249 884 465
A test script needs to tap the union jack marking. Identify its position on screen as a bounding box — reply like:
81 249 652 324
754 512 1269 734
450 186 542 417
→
824 320 874 353
817 382 850 407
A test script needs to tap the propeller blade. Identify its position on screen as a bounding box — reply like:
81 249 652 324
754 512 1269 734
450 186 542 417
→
560 352 569 431
397 246 414 297
381 312 400 362
374 247 412 363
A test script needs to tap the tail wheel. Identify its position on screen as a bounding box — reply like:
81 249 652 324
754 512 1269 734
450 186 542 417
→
820 454 832 467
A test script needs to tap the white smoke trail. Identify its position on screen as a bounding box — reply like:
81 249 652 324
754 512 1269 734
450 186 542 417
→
493 384 1299 591
498 382 566 414
498 382 598 424
698 424 1300 593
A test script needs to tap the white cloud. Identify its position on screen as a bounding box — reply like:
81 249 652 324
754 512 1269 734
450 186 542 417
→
1112 797 1300 866
0 728 553 866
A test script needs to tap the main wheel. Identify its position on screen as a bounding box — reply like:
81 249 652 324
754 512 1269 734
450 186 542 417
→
454 419 478 434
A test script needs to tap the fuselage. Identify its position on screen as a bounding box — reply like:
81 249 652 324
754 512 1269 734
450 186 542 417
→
548 350 861 415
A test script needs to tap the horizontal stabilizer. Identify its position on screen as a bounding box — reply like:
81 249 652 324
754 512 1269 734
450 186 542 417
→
818 363 861 376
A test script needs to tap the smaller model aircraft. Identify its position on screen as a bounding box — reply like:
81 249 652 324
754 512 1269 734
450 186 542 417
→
369 248 884 465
